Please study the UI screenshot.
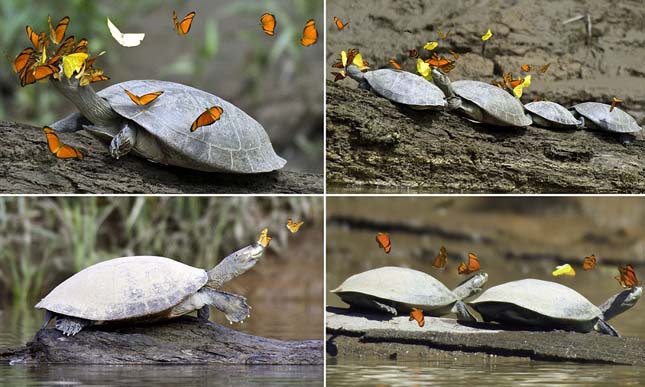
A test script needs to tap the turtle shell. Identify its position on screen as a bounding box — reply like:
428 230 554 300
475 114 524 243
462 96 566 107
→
364 69 446 109
452 80 532 127
524 101 582 127
99 80 286 173
573 102 642 133
331 266 458 312
35 256 207 321
469 279 601 322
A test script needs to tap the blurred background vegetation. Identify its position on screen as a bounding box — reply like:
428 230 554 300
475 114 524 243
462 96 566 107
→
0 196 323 341
0 0 323 173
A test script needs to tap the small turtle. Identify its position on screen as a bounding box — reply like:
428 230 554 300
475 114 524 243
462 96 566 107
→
331 266 488 321
469 279 642 336
431 68 532 127
524 101 583 129
35 241 265 336
48 77 286 173
571 102 642 145
346 64 447 110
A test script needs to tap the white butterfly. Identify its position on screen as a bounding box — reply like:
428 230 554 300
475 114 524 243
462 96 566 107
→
106 17 145 47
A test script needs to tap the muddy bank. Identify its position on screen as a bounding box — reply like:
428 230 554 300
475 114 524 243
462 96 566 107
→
1 316 323 365
326 308 645 365
0 121 322 194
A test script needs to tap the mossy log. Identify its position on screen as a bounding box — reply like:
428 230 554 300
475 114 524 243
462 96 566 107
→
1 316 323 365
0 121 323 194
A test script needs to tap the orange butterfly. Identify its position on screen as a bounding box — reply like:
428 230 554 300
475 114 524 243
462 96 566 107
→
190 106 224 132
13 47 34 73
610 97 623 112
389 59 401 69
173 11 196 36
333 16 348 30
257 228 272 248
260 13 276 36
408 48 419 58
409 308 425 327
286 219 304 233
540 63 550 73
26 25 46 50
43 127 83 160
449 50 460 60
53 36 76 57
503 72 524 88
433 246 447 269
426 52 455 73
48 15 69 45
582 255 597 270
521 64 531 72
73 38 89 54
300 19 318 46
375 232 391 254
457 252 480 275
123 88 164 106
21 64 58 87
615 264 640 288
332 71 346 82
438 29 450 40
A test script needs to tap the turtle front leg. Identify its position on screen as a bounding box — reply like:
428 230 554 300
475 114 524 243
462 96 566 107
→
451 301 477 322
200 288 251 323
197 305 210 320
109 123 138 159
55 316 91 336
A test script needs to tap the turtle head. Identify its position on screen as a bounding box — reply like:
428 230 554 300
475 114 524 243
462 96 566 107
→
452 272 488 300
431 68 450 88
430 68 460 110
205 243 265 289
599 286 642 321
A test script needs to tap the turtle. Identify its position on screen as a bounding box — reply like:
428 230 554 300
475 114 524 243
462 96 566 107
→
431 68 532 127
35 241 265 336
346 64 447 110
570 102 642 145
469 279 642 336
524 101 583 129
47 76 286 173
331 266 488 321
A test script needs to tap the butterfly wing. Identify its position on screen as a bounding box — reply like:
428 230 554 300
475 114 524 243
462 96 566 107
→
49 15 70 44
333 16 347 30
433 246 447 269
32 64 58 81
410 308 425 327
26 25 40 48
175 11 196 35
138 91 163 105
13 47 34 73
300 19 318 46
190 106 223 132
389 59 401 69
582 255 596 270
257 228 272 248
467 253 480 272
44 127 83 160
375 232 391 254
260 13 276 36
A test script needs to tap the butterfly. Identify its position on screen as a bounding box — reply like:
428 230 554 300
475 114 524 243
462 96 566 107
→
521 64 531 72
43 127 83 160
257 228 272 248
48 15 69 45
481 28 493 41
300 19 318 46
62 52 88 79
423 41 438 51
73 38 89 54
433 246 447 269
332 71 346 81
286 219 304 233
26 25 47 50
190 106 224 132
449 50 460 60
123 88 163 106
457 252 480 275
13 47 34 73
389 59 401 69
582 255 597 270
408 48 419 58
552 263 576 277
375 232 391 254
260 13 276 36
107 17 145 47
333 16 348 30
21 64 58 87
173 11 196 36
426 52 455 73
54 35 76 57
540 63 550 73
615 264 640 288
610 97 623 112
438 29 450 40
409 308 425 327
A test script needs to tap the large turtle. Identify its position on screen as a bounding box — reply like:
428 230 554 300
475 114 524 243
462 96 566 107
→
431 68 532 127
48 76 286 173
346 64 447 109
331 266 488 321
469 279 642 336
35 241 265 336
570 102 642 145
524 101 582 129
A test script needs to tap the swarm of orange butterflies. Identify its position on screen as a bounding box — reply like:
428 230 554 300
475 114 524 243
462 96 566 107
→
331 48 370 82
13 16 108 88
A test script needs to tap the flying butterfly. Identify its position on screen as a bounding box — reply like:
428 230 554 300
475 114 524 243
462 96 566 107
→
43 127 83 160
286 219 304 233
300 19 318 46
333 16 348 30
173 10 196 36
409 308 425 327
107 17 145 47
48 15 69 45
615 264 640 288
433 246 447 269
123 88 164 106
582 255 597 270
389 59 401 69
408 48 419 58
13 47 34 73
375 232 391 254
257 228 272 248
552 263 576 277
260 13 276 36
438 29 450 40
457 252 480 275
610 97 623 112
190 106 224 132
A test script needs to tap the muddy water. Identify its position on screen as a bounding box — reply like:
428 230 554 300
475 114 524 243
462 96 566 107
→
327 196 645 385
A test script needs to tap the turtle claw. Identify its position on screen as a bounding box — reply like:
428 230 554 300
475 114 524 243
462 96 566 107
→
109 125 137 159
55 317 88 336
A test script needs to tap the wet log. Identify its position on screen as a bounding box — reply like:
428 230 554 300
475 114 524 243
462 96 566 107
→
326 308 645 365
326 81 645 193
1 316 323 365
0 121 322 194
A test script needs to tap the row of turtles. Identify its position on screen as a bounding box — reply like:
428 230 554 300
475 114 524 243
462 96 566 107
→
346 64 642 144
332 266 642 336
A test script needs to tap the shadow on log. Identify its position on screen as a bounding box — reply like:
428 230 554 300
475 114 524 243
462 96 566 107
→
326 308 645 365
0 121 323 194
1 316 323 365
326 81 645 193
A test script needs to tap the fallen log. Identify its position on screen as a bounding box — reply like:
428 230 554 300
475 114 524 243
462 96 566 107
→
0 121 323 194
326 308 645 365
1 316 323 365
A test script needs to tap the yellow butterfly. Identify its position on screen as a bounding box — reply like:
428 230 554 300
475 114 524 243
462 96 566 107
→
423 41 438 51
416 58 431 80
481 28 493 41
552 263 576 277
257 228 272 248
62 52 88 79
512 75 531 98
286 219 304 233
